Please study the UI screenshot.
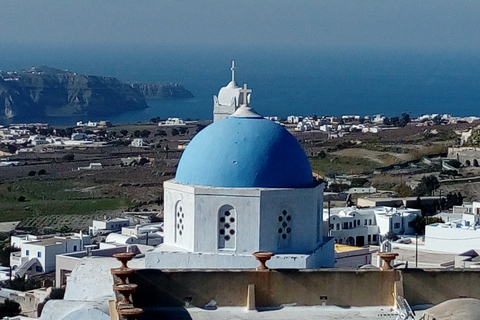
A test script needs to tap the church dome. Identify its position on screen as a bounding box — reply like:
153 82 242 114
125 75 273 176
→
175 113 314 188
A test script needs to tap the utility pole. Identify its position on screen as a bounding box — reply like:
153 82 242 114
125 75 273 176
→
415 233 418 267
328 201 331 237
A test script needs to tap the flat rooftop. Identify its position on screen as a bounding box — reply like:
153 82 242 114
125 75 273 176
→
138 306 427 320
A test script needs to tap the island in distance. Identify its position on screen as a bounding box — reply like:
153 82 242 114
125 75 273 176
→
0 66 193 121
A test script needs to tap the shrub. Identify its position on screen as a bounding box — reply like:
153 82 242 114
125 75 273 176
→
0 299 21 318
62 153 75 161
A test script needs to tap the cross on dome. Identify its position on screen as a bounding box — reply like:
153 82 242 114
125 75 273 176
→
231 61 236 83
231 83 261 118
239 84 252 106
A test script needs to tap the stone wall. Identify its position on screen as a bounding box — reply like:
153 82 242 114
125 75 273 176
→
131 268 480 309
132 269 399 308
402 269 480 306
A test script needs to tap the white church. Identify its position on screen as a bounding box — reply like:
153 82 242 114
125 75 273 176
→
212 61 242 122
145 63 335 269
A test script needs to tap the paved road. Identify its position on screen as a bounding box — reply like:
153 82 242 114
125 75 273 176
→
0 221 20 233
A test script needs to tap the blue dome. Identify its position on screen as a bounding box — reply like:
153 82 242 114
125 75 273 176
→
175 116 314 188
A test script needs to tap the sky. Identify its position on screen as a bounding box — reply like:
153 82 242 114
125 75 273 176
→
1 0 480 50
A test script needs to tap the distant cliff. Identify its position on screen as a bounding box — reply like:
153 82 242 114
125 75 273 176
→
130 82 193 99
0 66 190 120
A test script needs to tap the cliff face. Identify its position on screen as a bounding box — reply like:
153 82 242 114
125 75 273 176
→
0 66 148 119
130 82 193 99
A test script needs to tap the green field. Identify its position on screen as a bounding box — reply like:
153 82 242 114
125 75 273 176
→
310 154 379 177
0 179 132 222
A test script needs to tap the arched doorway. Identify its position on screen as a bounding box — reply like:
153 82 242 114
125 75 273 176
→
346 236 355 246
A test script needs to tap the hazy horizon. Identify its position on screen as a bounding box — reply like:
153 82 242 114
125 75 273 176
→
1 1 480 51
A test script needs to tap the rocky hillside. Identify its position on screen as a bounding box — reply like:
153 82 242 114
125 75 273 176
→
130 82 193 99
0 66 148 120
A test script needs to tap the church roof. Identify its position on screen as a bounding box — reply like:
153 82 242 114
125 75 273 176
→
175 105 314 188
217 61 241 106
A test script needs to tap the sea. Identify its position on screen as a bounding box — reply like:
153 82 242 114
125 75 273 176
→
1 43 480 126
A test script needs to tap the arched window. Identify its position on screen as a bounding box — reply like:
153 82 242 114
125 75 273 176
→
218 205 236 249
474 159 479 167
466 160 471 166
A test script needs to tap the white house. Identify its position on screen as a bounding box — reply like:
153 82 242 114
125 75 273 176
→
29 135 47 145
164 118 185 125
348 187 377 194
287 115 302 124
374 207 419 236
77 162 102 170
295 121 313 132
425 202 480 253
425 221 480 253
327 207 380 246
89 218 130 236
325 206 421 246
10 233 90 276
130 138 145 147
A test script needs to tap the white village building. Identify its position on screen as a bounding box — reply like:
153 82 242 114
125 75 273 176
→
89 218 130 236
213 61 243 122
146 83 335 269
326 206 421 246
10 233 90 276
425 201 480 253
163 117 185 125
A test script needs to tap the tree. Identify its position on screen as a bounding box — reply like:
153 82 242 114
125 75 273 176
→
3 275 41 291
399 113 411 127
65 127 74 137
0 299 21 318
155 130 167 137
395 183 413 197
61 153 75 161
171 128 179 136
414 175 439 196
140 130 151 138
385 231 398 241
44 287 65 302
59 225 71 236
7 144 17 154
28 170 36 176
120 129 129 137
0 242 19 267
55 128 66 137
412 215 426 235
195 124 206 134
